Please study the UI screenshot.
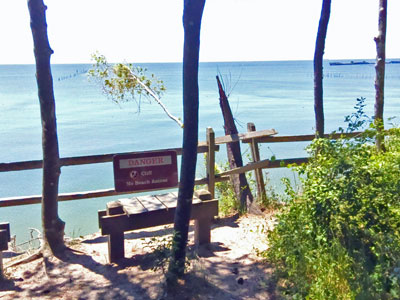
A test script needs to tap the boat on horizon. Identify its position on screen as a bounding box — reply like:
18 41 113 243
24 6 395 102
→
329 60 373 66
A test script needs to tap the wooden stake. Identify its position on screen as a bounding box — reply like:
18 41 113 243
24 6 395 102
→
206 127 216 198
247 123 266 202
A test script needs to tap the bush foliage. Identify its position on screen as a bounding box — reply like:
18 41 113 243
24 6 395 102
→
265 127 400 299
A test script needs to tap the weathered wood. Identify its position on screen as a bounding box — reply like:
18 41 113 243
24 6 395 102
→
241 131 363 144
100 199 218 235
0 223 10 243
217 76 254 212
155 193 178 209
107 203 125 262
119 197 148 214
0 251 3 280
0 230 9 251
1 130 362 209
106 201 124 215
214 129 277 145
98 210 106 228
135 195 165 212
0 175 229 208
194 217 212 245
194 189 212 201
155 193 201 210
206 127 216 198
218 159 271 177
247 123 266 202
0 145 218 173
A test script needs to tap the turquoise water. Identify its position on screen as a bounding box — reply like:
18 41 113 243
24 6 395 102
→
1 60 400 243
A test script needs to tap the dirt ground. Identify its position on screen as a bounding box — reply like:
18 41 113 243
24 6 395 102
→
0 212 277 300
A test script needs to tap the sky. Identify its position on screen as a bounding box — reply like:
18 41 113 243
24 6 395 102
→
0 0 399 64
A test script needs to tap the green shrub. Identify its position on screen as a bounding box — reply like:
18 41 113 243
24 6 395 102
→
265 128 400 299
214 162 241 216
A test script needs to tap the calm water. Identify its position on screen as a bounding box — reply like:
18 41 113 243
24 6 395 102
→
1 60 400 243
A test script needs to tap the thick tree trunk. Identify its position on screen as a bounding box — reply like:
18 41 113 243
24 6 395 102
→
216 76 256 212
374 0 387 151
313 0 331 138
167 0 205 281
28 0 65 253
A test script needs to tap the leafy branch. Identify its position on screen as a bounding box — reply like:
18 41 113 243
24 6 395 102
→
88 53 183 128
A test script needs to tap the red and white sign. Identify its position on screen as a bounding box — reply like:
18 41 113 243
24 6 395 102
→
113 150 178 192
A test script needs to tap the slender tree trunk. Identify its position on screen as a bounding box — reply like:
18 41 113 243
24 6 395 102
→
28 0 65 253
313 0 331 138
216 75 256 212
374 0 387 151
168 0 206 282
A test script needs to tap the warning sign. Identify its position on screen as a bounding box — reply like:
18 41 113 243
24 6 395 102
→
113 150 178 192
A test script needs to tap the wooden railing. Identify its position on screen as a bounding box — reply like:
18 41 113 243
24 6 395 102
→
0 123 362 208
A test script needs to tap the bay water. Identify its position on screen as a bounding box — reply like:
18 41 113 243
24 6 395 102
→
1 60 399 244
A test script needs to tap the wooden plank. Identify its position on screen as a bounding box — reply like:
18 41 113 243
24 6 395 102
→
241 131 362 144
214 128 278 145
154 193 177 209
100 199 218 235
119 197 148 215
0 175 227 208
0 144 219 173
218 159 271 177
135 195 165 213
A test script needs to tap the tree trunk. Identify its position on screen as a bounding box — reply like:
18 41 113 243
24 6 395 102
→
167 0 206 282
216 75 256 213
313 0 331 138
28 0 65 253
374 0 387 151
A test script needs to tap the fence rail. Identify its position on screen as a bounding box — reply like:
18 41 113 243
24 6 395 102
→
0 125 361 208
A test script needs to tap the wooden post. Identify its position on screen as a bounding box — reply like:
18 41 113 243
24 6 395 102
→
106 202 125 263
206 127 216 198
0 223 10 280
194 190 213 245
247 123 266 202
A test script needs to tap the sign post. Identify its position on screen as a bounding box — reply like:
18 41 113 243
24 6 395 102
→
113 150 178 192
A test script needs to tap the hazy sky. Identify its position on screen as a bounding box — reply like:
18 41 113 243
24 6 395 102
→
1 0 399 64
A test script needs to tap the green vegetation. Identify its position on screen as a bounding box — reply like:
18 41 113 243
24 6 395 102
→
88 53 183 128
264 125 400 299
214 158 280 216
214 163 241 216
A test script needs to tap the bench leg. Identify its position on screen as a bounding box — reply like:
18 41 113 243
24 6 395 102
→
0 251 3 280
194 218 212 245
108 232 124 263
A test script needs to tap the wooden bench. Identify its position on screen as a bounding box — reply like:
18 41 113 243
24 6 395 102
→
0 222 10 279
98 189 218 262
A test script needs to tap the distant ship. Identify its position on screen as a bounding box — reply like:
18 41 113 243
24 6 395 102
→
329 60 373 66
329 60 400 66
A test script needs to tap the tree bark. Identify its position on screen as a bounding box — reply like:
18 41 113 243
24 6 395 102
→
216 76 256 212
167 0 206 281
374 0 387 151
28 0 65 253
313 0 331 138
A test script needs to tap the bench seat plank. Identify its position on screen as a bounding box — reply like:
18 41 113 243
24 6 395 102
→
154 192 201 209
119 197 147 214
135 195 165 213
